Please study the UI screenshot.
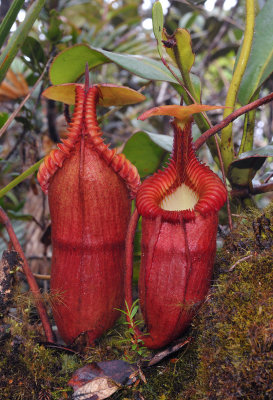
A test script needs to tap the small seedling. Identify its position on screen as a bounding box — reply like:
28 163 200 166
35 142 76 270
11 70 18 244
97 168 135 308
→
115 300 149 359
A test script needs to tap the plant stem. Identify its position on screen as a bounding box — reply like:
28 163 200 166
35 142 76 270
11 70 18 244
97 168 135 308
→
0 207 54 342
220 0 255 174
194 92 273 150
0 58 51 138
231 182 273 198
124 208 139 315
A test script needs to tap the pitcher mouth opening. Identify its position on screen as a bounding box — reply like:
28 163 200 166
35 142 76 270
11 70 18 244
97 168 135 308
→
160 183 199 212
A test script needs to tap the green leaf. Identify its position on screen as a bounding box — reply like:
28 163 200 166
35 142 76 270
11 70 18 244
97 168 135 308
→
7 211 33 221
123 131 171 178
227 146 273 187
238 1 273 104
162 28 199 102
0 158 44 199
130 305 139 319
0 112 9 129
152 1 164 58
142 131 173 152
95 47 184 83
237 145 273 158
21 36 45 64
0 0 24 49
174 29 195 73
49 44 108 84
49 44 183 85
0 0 45 84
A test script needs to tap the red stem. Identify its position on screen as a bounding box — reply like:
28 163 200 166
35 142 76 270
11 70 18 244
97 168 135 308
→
194 92 273 151
124 208 143 339
231 182 273 198
0 207 54 342
213 134 233 230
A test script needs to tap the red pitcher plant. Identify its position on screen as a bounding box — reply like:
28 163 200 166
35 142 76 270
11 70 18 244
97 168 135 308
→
38 80 144 344
125 104 227 349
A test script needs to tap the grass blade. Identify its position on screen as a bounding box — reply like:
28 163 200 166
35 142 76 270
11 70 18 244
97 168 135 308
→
0 0 25 49
0 0 45 84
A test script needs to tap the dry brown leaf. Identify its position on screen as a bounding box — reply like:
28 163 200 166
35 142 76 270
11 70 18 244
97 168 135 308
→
72 376 118 400
0 69 29 101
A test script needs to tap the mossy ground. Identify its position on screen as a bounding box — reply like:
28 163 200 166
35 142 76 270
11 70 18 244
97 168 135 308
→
1 205 272 399
186 204 273 400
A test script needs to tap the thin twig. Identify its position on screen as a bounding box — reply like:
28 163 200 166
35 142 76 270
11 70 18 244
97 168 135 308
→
231 182 273 198
0 207 54 342
229 254 254 272
18 266 51 280
231 213 249 219
194 92 273 150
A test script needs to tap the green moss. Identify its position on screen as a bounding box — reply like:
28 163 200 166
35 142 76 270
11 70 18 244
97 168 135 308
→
0 320 81 399
2 206 272 399
188 205 273 399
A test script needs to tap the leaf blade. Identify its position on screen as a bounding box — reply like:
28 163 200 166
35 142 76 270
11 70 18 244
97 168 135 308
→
0 0 45 84
238 1 273 104
152 1 164 58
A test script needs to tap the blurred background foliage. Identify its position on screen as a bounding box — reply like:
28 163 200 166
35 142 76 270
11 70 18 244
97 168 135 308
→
0 0 272 262
0 1 273 398
0 0 272 214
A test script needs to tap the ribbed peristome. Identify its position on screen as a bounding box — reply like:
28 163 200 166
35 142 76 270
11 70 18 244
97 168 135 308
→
38 85 140 196
136 119 227 222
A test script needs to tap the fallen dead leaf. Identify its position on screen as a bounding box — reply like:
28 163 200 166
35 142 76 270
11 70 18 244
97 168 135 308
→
72 376 118 400
0 69 28 101
68 360 138 399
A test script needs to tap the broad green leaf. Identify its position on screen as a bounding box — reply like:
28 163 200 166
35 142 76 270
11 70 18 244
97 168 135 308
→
237 145 273 159
227 146 273 187
42 83 145 106
123 131 171 178
49 44 202 93
0 0 45 84
0 0 24 49
162 28 194 73
95 47 182 83
50 44 182 85
174 29 195 73
238 1 273 104
162 28 176 65
162 28 199 102
49 44 108 84
152 1 164 57
141 131 173 152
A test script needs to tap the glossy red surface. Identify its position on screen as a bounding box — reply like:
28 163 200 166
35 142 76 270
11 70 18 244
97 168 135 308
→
38 86 140 344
